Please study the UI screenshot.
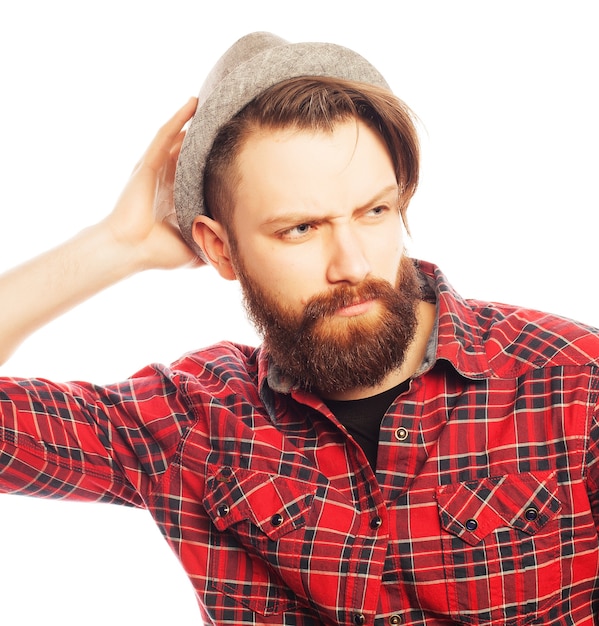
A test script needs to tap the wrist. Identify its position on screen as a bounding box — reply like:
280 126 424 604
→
92 219 150 277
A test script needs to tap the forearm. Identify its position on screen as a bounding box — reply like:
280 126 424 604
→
0 221 143 364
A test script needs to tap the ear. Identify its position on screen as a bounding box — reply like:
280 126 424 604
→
192 215 237 280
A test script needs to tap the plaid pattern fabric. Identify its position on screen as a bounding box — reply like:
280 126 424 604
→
1 260 599 625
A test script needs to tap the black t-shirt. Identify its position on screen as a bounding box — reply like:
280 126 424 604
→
325 379 410 470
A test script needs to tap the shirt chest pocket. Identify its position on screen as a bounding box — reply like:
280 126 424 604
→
203 465 316 541
202 465 317 616
436 471 562 625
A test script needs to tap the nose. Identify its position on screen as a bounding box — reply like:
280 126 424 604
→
325 225 371 285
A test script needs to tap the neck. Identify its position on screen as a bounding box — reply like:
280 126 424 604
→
321 299 436 401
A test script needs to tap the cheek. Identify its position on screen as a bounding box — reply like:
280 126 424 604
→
369 229 405 278
255 241 326 285
241 251 310 312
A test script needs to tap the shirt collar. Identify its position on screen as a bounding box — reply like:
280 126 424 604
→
415 260 492 379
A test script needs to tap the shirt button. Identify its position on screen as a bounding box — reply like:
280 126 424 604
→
370 515 383 530
465 518 478 531
353 613 366 625
271 513 284 526
389 616 402 625
524 507 539 521
394 427 409 441
217 504 230 517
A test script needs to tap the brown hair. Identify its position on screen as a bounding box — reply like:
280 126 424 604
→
204 76 420 234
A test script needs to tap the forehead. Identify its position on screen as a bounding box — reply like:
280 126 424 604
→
233 119 397 215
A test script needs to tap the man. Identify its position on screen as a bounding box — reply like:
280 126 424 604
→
1 31 598 625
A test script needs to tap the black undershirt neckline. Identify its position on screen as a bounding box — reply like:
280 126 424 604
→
325 378 410 470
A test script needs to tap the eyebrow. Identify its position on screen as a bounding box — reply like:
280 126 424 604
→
262 183 400 228
355 183 400 211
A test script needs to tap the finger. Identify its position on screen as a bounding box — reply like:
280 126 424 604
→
144 97 198 170
160 97 198 138
129 129 186 178
167 130 187 162
157 130 187 192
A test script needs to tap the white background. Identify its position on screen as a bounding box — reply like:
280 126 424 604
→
0 1 597 624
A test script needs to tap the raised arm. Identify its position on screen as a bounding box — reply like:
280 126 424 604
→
0 98 201 365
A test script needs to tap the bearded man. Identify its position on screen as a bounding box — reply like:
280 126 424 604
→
1 32 599 626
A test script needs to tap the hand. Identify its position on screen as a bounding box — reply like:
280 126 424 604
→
104 97 203 271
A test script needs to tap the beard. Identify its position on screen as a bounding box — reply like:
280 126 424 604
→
236 254 422 395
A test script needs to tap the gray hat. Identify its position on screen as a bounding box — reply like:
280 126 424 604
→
174 31 390 259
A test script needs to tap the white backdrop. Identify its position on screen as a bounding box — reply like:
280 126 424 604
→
0 1 597 624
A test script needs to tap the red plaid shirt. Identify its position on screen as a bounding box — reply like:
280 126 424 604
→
1 260 599 625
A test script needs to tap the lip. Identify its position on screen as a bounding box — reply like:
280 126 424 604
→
335 299 376 317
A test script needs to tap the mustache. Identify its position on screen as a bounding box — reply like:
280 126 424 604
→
302 278 396 320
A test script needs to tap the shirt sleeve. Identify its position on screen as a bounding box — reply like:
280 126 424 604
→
0 363 196 507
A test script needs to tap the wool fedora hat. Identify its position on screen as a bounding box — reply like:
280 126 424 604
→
174 31 390 259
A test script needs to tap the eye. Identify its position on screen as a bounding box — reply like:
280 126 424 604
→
366 205 388 218
280 223 314 240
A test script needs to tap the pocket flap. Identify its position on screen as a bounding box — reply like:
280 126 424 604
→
203 465 315 540
436 471 561 546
